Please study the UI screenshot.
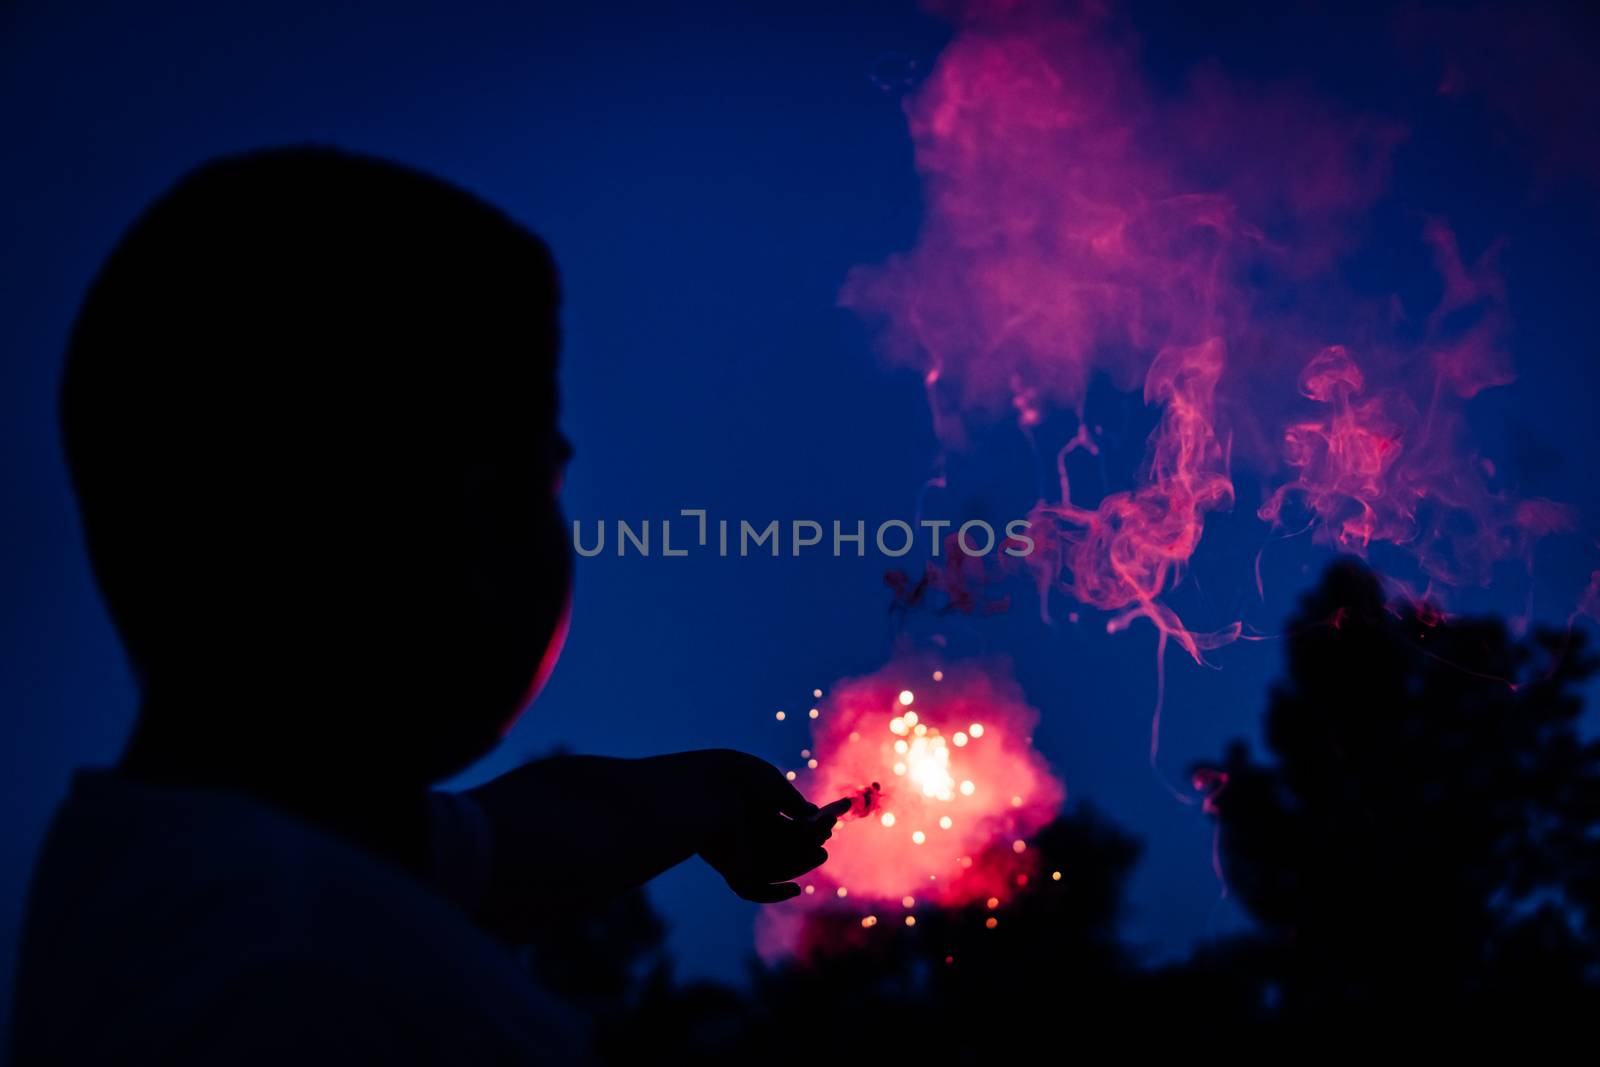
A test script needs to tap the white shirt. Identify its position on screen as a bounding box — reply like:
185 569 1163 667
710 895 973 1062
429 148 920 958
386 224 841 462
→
11 771 587 1064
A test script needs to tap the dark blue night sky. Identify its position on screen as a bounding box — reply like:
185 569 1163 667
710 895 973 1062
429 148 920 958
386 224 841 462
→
5 0 1600 1030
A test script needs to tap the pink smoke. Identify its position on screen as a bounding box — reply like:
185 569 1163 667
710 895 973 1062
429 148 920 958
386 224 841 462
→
843 0 1578 636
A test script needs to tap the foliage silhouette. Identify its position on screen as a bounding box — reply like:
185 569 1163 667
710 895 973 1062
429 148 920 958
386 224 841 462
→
1204 558 1600 1027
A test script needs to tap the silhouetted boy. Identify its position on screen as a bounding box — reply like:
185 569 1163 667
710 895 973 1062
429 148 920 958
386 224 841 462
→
13 147 844 1064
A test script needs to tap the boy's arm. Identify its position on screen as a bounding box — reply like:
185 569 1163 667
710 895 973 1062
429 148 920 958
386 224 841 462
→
455 750 847 943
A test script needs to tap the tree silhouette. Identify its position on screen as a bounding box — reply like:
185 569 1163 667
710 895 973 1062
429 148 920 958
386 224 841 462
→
1203 558 1600 1026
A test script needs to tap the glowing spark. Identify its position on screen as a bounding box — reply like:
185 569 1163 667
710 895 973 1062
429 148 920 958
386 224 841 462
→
1051 871 1061 881
804 884 816 895
904 732 955 801
905 916 917 927
763 654 1065 949
932 670 944 682
861 916 877 928
785 771 797 781
898 690 915 706
986 897 1000 910
1011 839 1026 853
775 711 785 721
813 688 823 698
952 731 968 747
836 887 848 899
985 917 998 930
968 723 984 738
807 759 818 770
808 708 819 719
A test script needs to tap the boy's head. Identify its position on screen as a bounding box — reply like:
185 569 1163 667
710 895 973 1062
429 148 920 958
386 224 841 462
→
62 147 572 786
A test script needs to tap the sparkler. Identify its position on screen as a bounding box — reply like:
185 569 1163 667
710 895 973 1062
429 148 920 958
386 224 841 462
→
760 656 1065 957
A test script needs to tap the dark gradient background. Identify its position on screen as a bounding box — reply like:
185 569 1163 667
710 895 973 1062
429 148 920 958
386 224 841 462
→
5 0 1600 1035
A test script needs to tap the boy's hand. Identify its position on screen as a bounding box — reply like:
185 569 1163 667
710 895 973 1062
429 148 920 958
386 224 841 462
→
680 749 852 902
460 750 851 941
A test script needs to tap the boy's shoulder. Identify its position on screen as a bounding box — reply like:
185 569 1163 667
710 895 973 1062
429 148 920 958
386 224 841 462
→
13 771 582 1064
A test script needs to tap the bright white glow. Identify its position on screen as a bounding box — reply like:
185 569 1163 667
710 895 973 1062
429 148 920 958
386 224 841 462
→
905 734 954 801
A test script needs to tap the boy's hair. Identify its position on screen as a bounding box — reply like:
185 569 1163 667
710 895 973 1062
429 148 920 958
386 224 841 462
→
61 147 564 773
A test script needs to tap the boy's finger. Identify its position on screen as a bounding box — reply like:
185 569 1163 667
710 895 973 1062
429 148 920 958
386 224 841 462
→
798 798 851 842
817 797 853 821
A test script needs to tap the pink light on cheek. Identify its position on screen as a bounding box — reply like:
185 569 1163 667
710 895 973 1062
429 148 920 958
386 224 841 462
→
502 587 572 739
